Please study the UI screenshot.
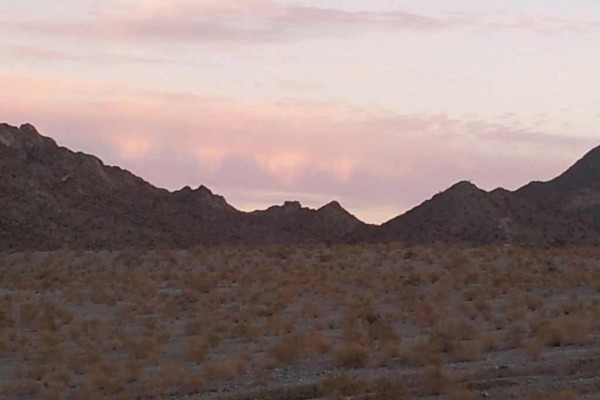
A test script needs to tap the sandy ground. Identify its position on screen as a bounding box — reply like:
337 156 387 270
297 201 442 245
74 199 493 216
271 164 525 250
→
0 244 598 399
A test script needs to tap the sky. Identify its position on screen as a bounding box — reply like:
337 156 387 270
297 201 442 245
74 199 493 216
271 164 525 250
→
1 0 599 223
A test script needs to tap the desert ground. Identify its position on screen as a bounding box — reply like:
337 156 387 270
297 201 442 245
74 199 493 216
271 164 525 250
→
0 244 598 399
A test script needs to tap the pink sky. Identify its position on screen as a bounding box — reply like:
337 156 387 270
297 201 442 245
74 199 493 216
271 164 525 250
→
1 0 599 222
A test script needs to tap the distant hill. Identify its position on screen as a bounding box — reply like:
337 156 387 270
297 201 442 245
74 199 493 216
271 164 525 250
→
372 143 600 246
249 200 365 243
1 122 599 250
0 123 364 250
373 180 596 246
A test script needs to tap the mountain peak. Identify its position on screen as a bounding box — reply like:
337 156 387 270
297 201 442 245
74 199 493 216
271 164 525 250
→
282 200 302 209
322 200 342 208
318 200 348 215
172 184 234 211
19 123 40 134
0 122 57 151
448 180 482 192
177 184 214 195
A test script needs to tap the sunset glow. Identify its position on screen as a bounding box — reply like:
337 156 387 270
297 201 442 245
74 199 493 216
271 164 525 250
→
2 0 599 222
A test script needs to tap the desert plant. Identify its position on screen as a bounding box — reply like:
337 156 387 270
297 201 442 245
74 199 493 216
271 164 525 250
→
268 334 305 364
332 343 369 368
184 335 208 364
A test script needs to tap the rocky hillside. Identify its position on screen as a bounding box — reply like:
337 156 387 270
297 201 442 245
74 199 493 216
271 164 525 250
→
374 181 596 246
374 145 600 246
0 123 364 250
517 145 600 233
1 122 599 250
248 200 364 243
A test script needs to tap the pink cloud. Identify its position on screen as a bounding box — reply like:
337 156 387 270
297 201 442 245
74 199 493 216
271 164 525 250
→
1 72 596 223
2 45 211 67
3 1 598 48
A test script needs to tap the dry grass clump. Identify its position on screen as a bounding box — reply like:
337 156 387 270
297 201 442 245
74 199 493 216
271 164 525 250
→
520 337 544 360
203 357 248 382
305 330 332 354
336 307 400 367
184 335 208 364
332 342 369 368
418 366 460 396
410 318 483 365
268 333 306 364
530 316 593 346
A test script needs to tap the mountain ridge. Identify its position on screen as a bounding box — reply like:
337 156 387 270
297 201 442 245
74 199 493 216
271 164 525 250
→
0 123 366 250
1 122 599 250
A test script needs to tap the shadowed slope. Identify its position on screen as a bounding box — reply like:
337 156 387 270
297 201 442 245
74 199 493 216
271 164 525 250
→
0 123 364 250
374 175 597 246
517 144 600 232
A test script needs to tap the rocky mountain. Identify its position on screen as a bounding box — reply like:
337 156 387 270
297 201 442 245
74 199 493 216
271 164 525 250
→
1 122 599 250
248 200 364 243
374 145 600 246
0 123 364 250
517 145 600 233
374 180 596 246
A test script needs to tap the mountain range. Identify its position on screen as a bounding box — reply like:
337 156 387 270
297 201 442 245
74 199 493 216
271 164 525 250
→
1 122 599 250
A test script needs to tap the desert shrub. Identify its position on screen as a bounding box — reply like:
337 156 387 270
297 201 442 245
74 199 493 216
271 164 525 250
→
230 318 260 341
374 375 406 399
306 331 332 354
520 337 543 360
127 335 159 360
480 331 500 352
184 335 208 364
79 365 123 398
318 372 367 397
411 302 440 327
268 334 306 364
333 343 369 368
449 339 483 363
505 324 527 348
367 319 400 348
532 317 592 346
341 322 367 346
418 367 457 396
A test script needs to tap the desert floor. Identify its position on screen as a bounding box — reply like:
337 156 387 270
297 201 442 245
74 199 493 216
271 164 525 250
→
0 244 598 399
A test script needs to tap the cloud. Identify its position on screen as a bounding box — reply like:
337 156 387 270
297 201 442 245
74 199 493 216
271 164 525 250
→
480 13 600 34
31 7 442 44
2 45 214 67
1 72 596 223
2 1 598 48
